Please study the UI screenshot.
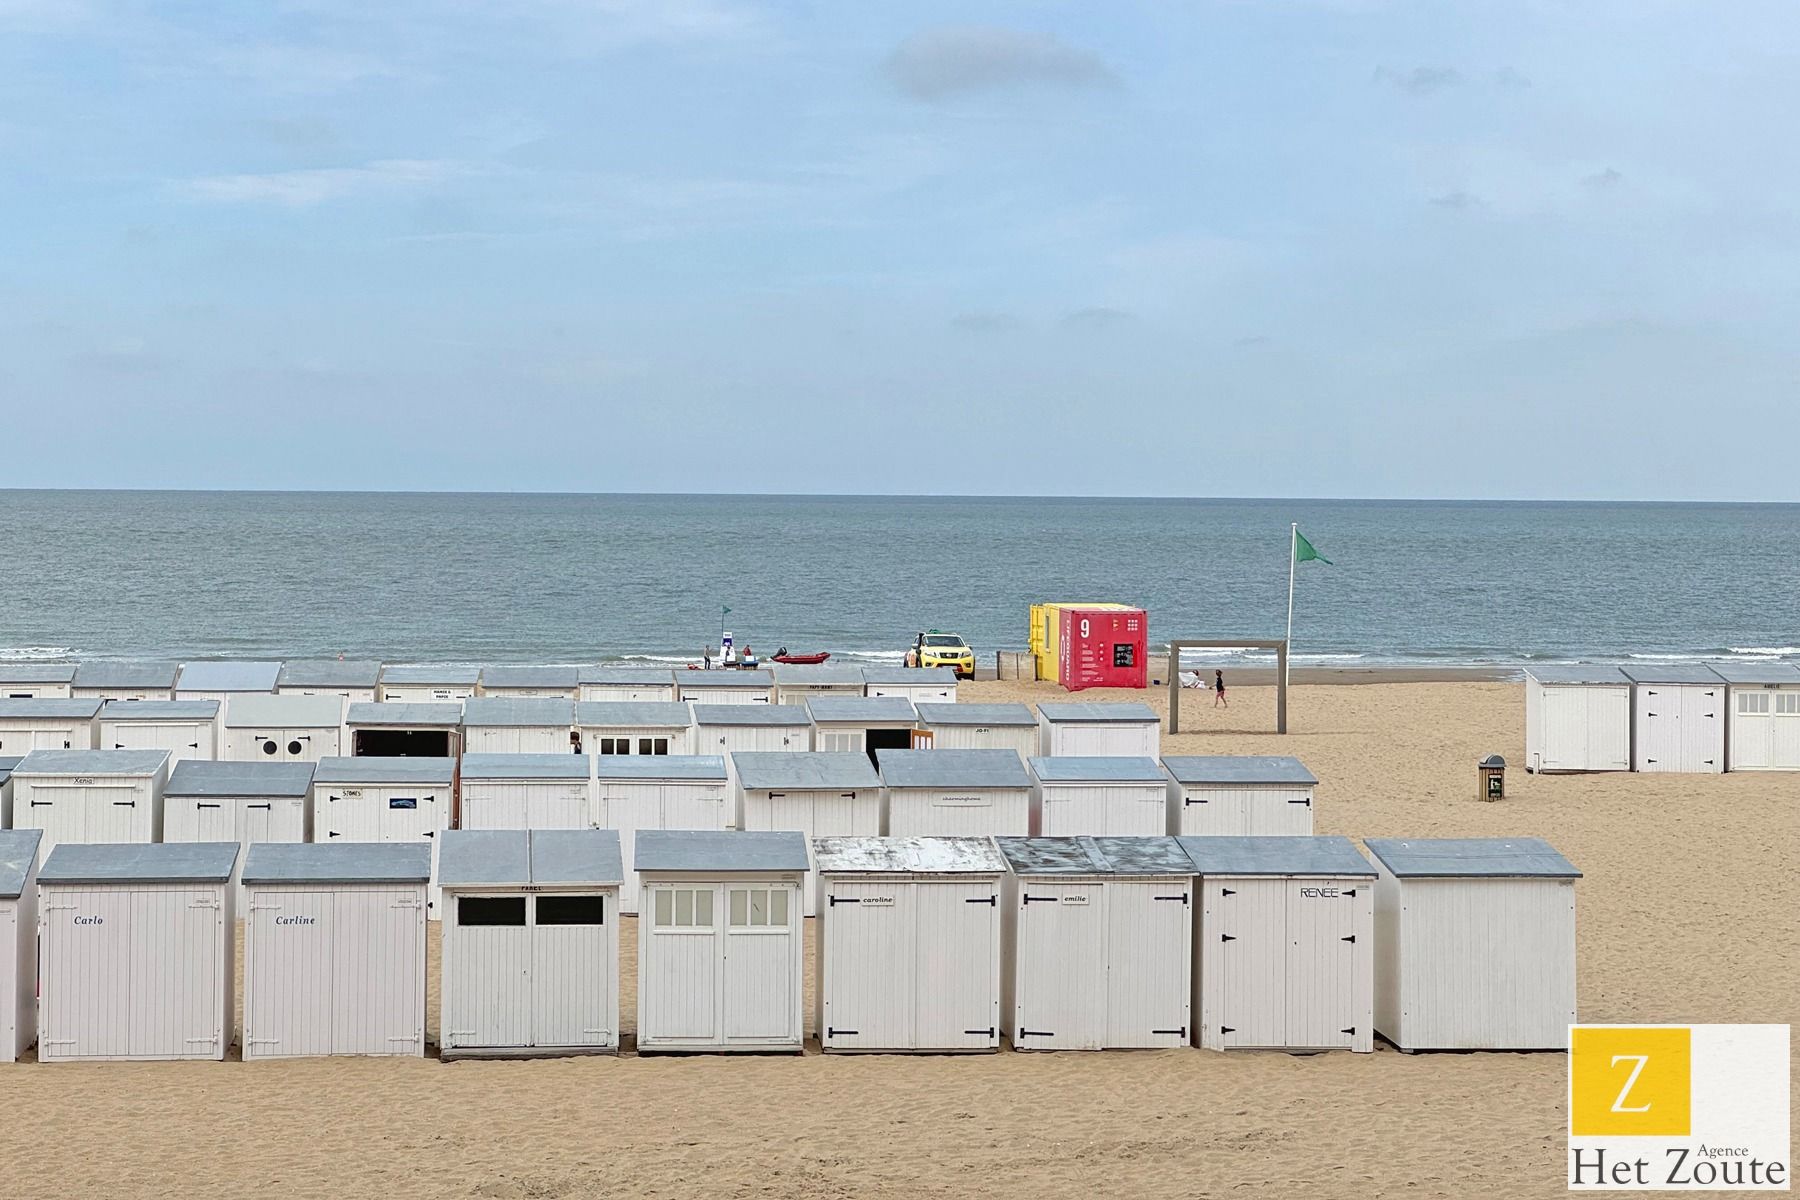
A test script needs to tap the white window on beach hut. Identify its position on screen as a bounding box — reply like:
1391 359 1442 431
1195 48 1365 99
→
1712 662 1800 771
0 699 101 754
240 842 429 1059
37 841 236 1062
222 694 345 763
692 704 810 790
1180 836 1375 1053
12 749 170 855
462 698 577 755
770 663 866 704
1037 702 1161 758
914 703 1039 759
876 748 1031 838
578 666 677 703
164 761 314 905
805 696 918 761
98 699 219 764
346 701 463 759
1621 664 1725 773
479 665 580 700
276 661 382 706
1365 837 1580 1051
379 665 480 703
1163 756 1318 837
815 836 1005 1053
998 836 1195 1051
70 661 178 703
678 669 774 706
1522 665 1632 773
575 701 695 757
0 828 43 1062
439 829 623 1059
312 757 455 910
174 660 282 705
594 755 730 914
460 754 593 830
861 666 957 705
0 664 74 700
733 752 881 915
1029 757 1169 837
635 830 807 1054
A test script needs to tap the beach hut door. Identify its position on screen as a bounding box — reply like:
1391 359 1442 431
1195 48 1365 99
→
823 881 914 1050
914 880 998 1050
723 885 796 1043
1014 882 1103 1049
246 891 335 1056
1105 881 1189 1048
42 887 133 1057
1203 878 1284 1050
1284 881 1358 1049
532 894 611 1047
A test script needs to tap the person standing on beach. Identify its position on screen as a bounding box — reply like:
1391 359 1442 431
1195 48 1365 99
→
1214 669 1227 707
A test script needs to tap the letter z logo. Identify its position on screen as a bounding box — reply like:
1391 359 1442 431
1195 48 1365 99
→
1570 1026 1692 1137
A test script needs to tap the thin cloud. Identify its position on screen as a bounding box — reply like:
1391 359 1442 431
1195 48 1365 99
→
176 159 464 207
1493 66 1532 90
886 26 1117 101
1373 66 1463 96
1061 306 1134 331
1582 167 1624 190
1429 190 1481 210
1233 334 1270 348
951 312 1021 334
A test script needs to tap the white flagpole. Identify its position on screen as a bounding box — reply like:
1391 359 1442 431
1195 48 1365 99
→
1285 523 1297 693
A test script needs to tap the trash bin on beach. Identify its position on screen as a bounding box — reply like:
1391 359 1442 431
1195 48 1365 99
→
1478 754 1506 801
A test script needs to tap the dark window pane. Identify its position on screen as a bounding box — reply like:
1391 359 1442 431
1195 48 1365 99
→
389 797 418 810
458 896 526 926
536 895 605 926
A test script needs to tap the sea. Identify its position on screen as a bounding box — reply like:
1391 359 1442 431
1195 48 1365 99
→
2 491 1797 671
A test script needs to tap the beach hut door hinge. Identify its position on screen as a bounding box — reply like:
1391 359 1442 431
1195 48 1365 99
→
113 800 136 807
828 896 860 906
1288 798 1311 806
196 802 221 809
965 895 997 905
1220 888 1235 896
1153 1027 1186 1039
1342 888 1357 897
1341 1027 1358 1036
328 831 341 837
1220 933 1236 942
248 803 271 810
1022 895 1057 904
1220 1026 1235 1034
1154 894 1189 906
1340 935 1356 943
827 1027 858 1038
965 1028 995 1038
1184 796 1207 805
1017 1029 1053 1039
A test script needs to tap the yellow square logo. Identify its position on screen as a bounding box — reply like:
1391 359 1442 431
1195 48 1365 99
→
1570 1025 1692 1136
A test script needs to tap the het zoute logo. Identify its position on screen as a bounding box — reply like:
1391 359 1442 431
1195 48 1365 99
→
1568 1024 1790 1191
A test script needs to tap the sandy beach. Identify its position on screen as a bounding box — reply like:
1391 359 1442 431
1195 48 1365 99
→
2 675 1794 1199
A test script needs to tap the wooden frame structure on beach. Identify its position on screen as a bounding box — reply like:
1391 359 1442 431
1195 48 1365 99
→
1166 639 1288 735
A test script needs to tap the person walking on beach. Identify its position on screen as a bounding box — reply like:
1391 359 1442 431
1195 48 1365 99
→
1214 669 1227 708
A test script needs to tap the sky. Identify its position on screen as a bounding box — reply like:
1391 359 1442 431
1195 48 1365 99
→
2 0 1798 499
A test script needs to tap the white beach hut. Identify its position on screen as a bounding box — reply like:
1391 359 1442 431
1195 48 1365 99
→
1522 665 1632 773
70 661 178 702
578 666 678 703
312 756 454 909
221 694 345 763
997 836 1196 1051
678 669 774 706
163 761 314 903
379 665 480 703
461 698 576 755
635 829 807 1054
593 755 730 914
0 699 101 754
861 666 958 704
345 701 463 759
575 701 695 757
0 664 74 700
1179 836 1375 1053
1029 757 1169 837
174 660 282 705
1365 837 1580 1051
1620 664 1726 773
914 703 1039 759
97 699 220 764
815 836 1006 1053
876 748 1032 837
733 752 881 915
276 661 382 705
37 841 236 1062
1163 756 1318 837
692 704 811 789
1037 702 1161 758
239 842 429 1059
459 754 593 830
439 829 623 1059
1713 662 1800 771
0 828 42 1062
806 696 919 759
479 665 580 699
770 662 866 704
12 749 170 854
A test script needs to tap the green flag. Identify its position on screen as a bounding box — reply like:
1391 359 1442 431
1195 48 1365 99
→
1294 530 1332 565
722 605 732 614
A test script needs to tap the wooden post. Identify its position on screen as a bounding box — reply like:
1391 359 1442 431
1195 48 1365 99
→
1168 642 1180 734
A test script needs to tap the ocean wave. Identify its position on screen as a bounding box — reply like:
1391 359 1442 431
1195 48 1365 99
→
0 646 78 661
1727 646 1800 657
